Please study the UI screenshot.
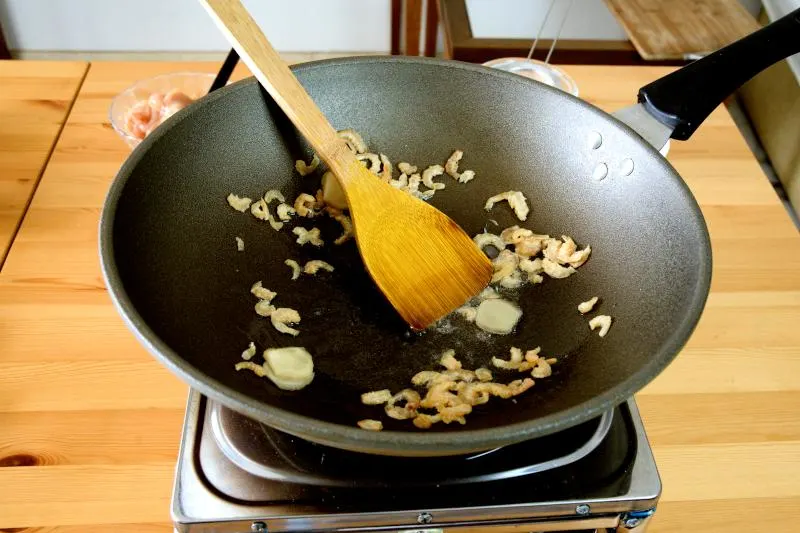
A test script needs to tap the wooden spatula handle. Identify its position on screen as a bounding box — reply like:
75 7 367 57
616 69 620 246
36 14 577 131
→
199 0 345 165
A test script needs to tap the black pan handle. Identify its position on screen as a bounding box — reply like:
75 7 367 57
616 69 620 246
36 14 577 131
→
209 48 240 94
638 7 800 141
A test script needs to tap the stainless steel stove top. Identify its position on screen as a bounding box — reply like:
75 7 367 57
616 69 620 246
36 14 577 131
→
172 391 660 532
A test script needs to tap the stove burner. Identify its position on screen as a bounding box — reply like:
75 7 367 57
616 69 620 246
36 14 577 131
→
172 393 661 532
209 401 615 487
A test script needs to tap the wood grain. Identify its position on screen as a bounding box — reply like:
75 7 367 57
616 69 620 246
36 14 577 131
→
200 0 493 329
0 61 799 532
0 61 87 265
0 60 251 530
604 0 760 60
199 0 342 156
424 0 439 57
405 0 423 56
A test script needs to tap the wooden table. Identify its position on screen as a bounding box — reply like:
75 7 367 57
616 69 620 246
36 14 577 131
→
0 60 87 264
1 61 798 532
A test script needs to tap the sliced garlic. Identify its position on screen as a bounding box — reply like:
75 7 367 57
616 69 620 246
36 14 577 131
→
321 171 348 210
475 298 522 335
264 347 313 380
261 347 314 390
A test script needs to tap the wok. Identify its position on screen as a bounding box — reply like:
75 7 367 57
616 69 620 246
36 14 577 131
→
100 12 800 456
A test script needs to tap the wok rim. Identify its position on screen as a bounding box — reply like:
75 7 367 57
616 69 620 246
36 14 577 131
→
99 56 712 455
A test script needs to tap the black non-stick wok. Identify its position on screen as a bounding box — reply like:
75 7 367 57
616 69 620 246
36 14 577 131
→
100 11 800 456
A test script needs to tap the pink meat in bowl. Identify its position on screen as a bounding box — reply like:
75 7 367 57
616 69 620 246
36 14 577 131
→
109 72 216 148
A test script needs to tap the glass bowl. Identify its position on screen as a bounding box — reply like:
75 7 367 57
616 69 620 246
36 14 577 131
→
109 72 217 149
483 57 579 97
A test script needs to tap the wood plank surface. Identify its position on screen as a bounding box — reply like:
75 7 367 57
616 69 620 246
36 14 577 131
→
0 61 799 532
604 0 760 60
0 60 87 265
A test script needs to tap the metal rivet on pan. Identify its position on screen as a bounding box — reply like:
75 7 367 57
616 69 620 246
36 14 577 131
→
592 162 608 181
588 131 602 149
575 504 591 515
621 158 635 176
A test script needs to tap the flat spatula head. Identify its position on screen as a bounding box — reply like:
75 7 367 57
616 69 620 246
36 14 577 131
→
197 0 491 329
343 162 492 330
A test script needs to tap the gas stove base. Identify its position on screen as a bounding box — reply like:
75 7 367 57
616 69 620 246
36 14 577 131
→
172 391 660 533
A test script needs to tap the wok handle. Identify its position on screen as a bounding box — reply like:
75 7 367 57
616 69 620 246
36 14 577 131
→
638 7 800 141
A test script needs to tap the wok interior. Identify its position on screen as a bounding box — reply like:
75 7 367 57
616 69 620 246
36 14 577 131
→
111 59 707 439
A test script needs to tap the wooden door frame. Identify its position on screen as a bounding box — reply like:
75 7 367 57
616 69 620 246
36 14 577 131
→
391 0 439 57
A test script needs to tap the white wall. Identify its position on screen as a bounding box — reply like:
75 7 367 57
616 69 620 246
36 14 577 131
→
0 0 392 53
0 0 766 55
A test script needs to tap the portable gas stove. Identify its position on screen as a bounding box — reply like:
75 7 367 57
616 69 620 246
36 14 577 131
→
172 391 660 532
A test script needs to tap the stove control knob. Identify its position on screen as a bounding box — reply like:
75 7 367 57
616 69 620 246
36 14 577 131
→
251 521 267 532
417 512 434 524
575 504 591 515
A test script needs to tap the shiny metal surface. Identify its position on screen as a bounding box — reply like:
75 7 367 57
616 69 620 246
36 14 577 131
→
612 103 673 152
208 400 614 486
617 511 655 532
172 391 660 532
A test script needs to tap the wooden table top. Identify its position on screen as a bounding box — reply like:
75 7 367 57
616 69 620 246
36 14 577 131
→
0 60 87 265
0 61 798 532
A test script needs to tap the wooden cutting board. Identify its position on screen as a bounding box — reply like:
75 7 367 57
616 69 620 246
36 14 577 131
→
0 60 87 264
604 0 760 60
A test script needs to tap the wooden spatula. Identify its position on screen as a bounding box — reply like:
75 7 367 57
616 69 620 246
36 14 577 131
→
199 0 492 330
